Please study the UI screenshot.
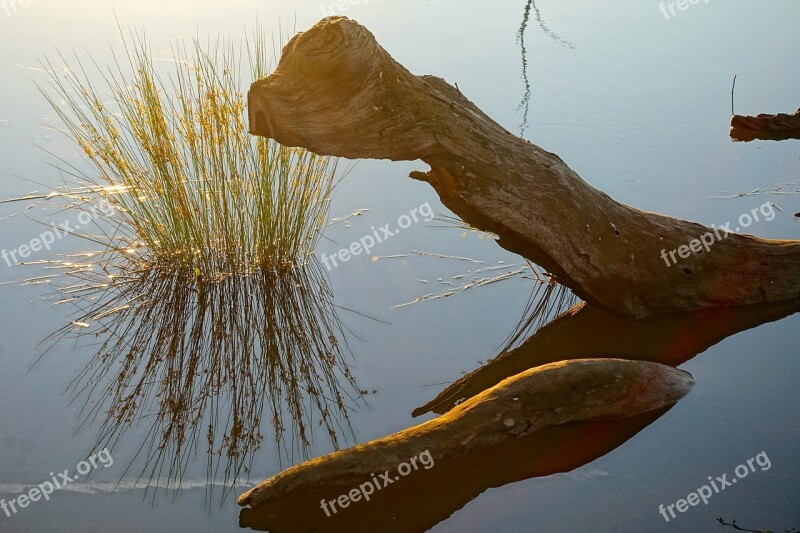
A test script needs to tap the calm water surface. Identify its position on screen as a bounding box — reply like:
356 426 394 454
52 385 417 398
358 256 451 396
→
0 1 798 532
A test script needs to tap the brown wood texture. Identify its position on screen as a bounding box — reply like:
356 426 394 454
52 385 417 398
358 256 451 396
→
247 17 800 318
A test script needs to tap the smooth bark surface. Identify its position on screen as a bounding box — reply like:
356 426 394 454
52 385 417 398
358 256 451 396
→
248 17 800 318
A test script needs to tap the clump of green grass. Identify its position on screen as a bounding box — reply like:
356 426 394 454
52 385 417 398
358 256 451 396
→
41 28 337 276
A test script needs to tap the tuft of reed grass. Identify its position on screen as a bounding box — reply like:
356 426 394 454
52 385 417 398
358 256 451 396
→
40 27 337 276
30 25 358 503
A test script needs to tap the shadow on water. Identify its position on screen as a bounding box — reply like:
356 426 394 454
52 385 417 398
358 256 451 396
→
41 259 365 503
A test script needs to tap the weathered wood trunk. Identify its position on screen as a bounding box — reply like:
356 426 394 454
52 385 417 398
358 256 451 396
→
731 108 800 141
248 16 800 318
238 359 693 509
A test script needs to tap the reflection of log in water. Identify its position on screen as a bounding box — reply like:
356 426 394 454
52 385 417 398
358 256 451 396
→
415 297 800 416
238 295 800 531
247 17 800 319
45 261 363 501
238 359 692 531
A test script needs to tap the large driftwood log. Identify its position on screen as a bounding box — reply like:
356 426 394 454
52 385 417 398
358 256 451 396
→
248 17 800 319
238 359 693 509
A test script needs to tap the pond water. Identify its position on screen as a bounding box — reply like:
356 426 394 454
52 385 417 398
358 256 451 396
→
0 1 798 532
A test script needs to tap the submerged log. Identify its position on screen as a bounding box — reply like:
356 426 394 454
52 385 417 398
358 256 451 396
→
731 109 800 141
238 359 693 509
248 17 800 319
240 408 672 532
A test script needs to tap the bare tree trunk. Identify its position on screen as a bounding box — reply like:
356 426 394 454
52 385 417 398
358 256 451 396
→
248 17 800 318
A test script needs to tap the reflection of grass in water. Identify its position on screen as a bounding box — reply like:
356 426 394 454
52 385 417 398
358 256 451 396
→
717 517 797 532
494 271 579 353
39 26 337 275
43 258 362 502
517 0 575 137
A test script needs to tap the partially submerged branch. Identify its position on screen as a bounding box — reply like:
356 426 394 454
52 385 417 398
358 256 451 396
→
240 408 672 532
731 109 800 142
239 359 693 510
